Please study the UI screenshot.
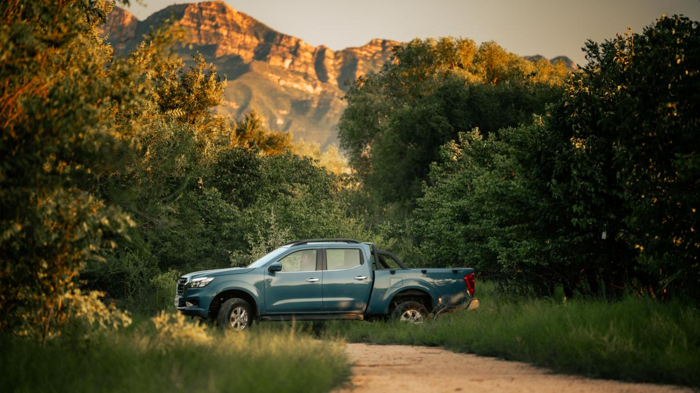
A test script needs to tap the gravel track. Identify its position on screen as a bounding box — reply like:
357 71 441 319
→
336 343 689 393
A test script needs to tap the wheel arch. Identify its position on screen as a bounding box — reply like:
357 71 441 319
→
388 288 434 315
209 288 259 321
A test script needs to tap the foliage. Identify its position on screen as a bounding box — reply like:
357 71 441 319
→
151 311 211 349
0 0 143 339
155 52 225 126
229 110 293 154
293 139 351 175
413 16 699 300
413 126 572 294
413 120 630 296
548 15 700 299
15 289 132 342
338 37 570 210
229 210 293 266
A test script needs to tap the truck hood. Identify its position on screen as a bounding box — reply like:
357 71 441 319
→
184 267 255 280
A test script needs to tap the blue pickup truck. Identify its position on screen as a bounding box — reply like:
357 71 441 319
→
175 239 476 330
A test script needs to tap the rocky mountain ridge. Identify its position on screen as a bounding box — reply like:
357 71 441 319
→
103 1 576 147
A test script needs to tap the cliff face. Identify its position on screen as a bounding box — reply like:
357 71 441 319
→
103 2 576 147
103 6 138 49
103 1 397 147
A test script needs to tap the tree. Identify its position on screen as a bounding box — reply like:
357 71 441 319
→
154 52 225 126
338 38 570 211
229 110 292 155
414 15 700 300
550 15 700 299
0 0 141 339
413 123 591 296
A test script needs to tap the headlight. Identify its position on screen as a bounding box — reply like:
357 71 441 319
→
189 277 215 288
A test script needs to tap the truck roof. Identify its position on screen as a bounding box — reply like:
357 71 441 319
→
284 239 361 246
282 239 409 270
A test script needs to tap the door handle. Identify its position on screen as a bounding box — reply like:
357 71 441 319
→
354 276 368 280
306 278 320 282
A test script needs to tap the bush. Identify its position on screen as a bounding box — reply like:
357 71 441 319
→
14 289 131 342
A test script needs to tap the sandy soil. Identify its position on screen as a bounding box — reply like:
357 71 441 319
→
336 343 690 393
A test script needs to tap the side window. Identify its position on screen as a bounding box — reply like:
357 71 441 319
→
279 250 317 272
327 249 362 270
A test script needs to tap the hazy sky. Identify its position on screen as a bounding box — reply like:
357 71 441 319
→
125 0 700 66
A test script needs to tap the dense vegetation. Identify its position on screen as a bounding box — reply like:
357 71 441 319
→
341 17 700 302
339 38 571 211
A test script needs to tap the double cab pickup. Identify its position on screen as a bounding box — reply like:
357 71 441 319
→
175 239 476 330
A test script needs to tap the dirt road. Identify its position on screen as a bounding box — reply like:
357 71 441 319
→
337 344 689 393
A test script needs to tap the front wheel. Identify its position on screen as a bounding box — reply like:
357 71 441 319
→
391 300 429 323
217 298 253 331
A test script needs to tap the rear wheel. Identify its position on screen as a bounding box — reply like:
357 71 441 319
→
391 300 429 323
217 298 253 331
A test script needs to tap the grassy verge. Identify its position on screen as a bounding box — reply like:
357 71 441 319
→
1 315 350 393
321 283 700 388
5 287 696 391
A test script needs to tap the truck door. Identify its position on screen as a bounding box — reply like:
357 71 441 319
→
321 248 372 313
265 249 323 313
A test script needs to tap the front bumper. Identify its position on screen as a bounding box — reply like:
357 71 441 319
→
174 295 208 318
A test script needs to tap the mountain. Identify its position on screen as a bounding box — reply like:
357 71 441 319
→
103 2 578 147
549 56 579 71
524 55 579 71
103 1 397 147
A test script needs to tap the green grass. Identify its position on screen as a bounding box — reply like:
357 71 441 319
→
5 286 698 391
320 283 700 388
1 316 350 393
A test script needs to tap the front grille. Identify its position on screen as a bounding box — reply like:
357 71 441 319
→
176 277 187 296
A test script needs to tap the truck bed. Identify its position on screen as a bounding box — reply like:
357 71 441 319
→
365 267 474 315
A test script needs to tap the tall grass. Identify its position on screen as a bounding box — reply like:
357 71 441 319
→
1 315 350 393
321 283 700 388
5 285 697 391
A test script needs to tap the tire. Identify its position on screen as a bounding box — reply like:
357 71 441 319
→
217 298 253 331
391 300 429 323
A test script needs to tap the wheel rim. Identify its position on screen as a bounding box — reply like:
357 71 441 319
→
400 308 425 323
229 306 249 330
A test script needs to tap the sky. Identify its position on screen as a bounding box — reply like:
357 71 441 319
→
125 0 700 66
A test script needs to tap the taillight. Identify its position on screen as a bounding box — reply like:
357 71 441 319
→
464 272 475 297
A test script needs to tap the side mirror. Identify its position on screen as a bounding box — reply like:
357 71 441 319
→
268 262 283 273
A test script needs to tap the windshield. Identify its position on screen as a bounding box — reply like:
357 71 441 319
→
247 247 290 269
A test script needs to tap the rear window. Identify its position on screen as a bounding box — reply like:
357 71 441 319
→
327 249 362 270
